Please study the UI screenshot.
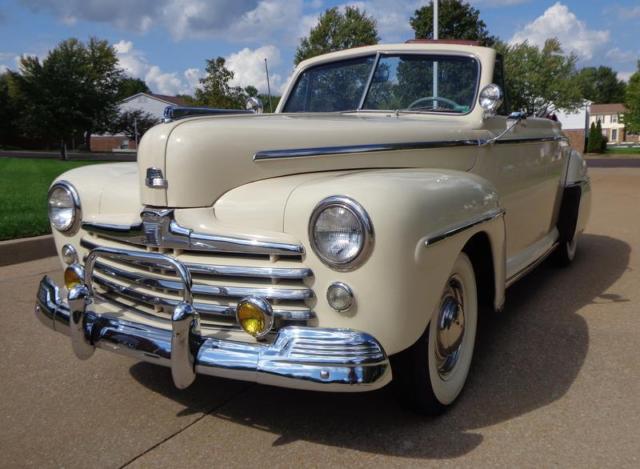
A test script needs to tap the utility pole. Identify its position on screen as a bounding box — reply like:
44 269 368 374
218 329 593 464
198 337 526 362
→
264 58 273 113
433 0 439 105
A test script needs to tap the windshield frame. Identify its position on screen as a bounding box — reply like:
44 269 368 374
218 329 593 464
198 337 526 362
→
281 51 482 116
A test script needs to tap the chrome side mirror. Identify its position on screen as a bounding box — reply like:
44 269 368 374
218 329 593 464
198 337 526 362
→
246 97 263 114
479 84 503 117
508 111 527 121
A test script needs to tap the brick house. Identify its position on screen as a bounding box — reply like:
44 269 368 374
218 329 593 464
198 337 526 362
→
90 93 187 152
589 103 639 144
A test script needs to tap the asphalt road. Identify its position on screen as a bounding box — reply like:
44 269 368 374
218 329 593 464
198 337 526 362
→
1 168 639 468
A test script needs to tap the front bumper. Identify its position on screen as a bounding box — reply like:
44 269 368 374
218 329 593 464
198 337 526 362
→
35 276 391 392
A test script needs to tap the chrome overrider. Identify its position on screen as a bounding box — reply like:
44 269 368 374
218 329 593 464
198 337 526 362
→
35 247 392 391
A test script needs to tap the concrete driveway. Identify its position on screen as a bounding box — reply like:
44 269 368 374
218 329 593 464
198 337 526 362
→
1 168 639 468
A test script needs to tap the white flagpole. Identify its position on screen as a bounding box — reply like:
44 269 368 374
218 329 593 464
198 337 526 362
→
433 0 439 105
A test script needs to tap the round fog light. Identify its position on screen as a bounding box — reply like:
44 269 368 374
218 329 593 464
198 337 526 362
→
327 282 354 312
62 244 78 265
236 297 273 338
64 265 84 289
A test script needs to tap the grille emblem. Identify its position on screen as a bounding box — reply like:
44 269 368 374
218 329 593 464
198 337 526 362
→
141 209 174 247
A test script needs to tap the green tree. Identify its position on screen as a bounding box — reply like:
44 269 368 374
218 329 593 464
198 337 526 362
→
0 72 21 147
587 122 601 153
294 6 379 65
497 38 582 116
194 57 247 109
116 76 150 100
576 66 626 104
109 109 159 141
624 61 640 134
410 0 497 46
176 94 196 105
11 37 123 155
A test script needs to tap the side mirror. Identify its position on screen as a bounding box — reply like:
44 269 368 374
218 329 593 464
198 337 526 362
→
508 111 527 121
478 83 503 117
246 97 264 114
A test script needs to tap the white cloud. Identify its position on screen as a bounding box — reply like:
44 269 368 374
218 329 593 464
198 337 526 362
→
510 2 609 61
21 0 158 32
606 47 637 64
21 0 304 43
617 71 634 83
114 40 200 95
470 0 530 6
226 45 284 94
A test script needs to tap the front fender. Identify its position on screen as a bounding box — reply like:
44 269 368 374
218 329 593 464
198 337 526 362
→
284 168 505 355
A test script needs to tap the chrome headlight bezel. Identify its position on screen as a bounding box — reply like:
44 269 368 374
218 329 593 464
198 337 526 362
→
308 196 374 271
48 181 81 233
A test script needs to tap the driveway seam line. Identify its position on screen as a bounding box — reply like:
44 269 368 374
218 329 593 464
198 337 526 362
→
118 384 254 468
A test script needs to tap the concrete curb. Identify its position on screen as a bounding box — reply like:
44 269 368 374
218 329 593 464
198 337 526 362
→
0 234 56 267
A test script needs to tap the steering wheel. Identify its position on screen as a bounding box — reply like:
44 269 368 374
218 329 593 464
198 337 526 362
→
407 96 461 110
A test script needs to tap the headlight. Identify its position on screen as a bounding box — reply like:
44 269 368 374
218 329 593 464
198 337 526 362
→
48 181 81 233
309 196 373 270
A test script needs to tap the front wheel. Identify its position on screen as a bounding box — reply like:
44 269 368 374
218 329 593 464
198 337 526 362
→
392 252 478 415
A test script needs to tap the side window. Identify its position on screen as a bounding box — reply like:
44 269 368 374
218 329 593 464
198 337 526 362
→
492 54 510 115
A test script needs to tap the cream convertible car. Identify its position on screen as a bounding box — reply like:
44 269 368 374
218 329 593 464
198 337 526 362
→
37 42 590 415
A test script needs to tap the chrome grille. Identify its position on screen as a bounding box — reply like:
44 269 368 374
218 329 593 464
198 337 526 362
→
80 236 315 330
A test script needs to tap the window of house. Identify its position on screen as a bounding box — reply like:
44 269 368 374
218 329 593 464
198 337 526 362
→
611 129 618 141
612 114 618 123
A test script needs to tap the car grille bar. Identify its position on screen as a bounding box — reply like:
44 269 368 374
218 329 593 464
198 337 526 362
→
79 232 315 329
80 239 312 280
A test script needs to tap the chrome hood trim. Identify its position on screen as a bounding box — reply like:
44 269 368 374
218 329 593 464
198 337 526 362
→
82 208 304 257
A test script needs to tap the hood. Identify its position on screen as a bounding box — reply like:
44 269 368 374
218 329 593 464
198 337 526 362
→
137 113 483 208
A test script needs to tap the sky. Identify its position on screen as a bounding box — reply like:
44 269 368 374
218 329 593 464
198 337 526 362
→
0 0 639 96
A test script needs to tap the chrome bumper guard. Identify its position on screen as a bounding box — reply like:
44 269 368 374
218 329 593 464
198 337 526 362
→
35 248 391 392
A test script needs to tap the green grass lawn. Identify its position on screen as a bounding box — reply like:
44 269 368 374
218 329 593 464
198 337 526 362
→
0 158 100 241
606 147 640 156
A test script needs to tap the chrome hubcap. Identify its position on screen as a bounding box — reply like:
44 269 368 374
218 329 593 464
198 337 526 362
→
435 276 465 379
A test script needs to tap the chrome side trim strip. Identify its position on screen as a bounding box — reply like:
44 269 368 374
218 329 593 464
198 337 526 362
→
254 136 565 161
80 239 312 280
93 261 313 301
254 139 482 160
424 208 505 247
494 136 566 145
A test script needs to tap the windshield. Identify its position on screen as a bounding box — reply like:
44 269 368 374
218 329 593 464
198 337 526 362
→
283 54 479 114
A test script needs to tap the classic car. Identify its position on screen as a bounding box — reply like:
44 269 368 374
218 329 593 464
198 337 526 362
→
36 41 590 415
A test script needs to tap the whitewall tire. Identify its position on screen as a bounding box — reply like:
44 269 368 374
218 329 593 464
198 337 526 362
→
392 252 478 415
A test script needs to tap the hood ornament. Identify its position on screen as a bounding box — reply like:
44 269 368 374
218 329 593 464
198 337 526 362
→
145 168 168 189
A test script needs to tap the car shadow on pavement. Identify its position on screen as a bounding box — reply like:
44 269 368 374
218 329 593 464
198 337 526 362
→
130 233 629 459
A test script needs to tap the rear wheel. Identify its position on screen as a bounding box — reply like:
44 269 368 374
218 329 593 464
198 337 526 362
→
555 185 582 267
392 252 478 415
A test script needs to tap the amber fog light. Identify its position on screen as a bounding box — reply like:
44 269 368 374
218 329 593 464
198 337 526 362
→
64 265 84 289
62 244 78 265
327 282 354 312
236 297 273 338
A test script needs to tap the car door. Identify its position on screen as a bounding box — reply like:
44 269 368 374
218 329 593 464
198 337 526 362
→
473 115 563 279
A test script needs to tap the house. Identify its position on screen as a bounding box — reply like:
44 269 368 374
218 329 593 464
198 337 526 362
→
589 103 639 144
90 93 187 152
556 101 591 153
